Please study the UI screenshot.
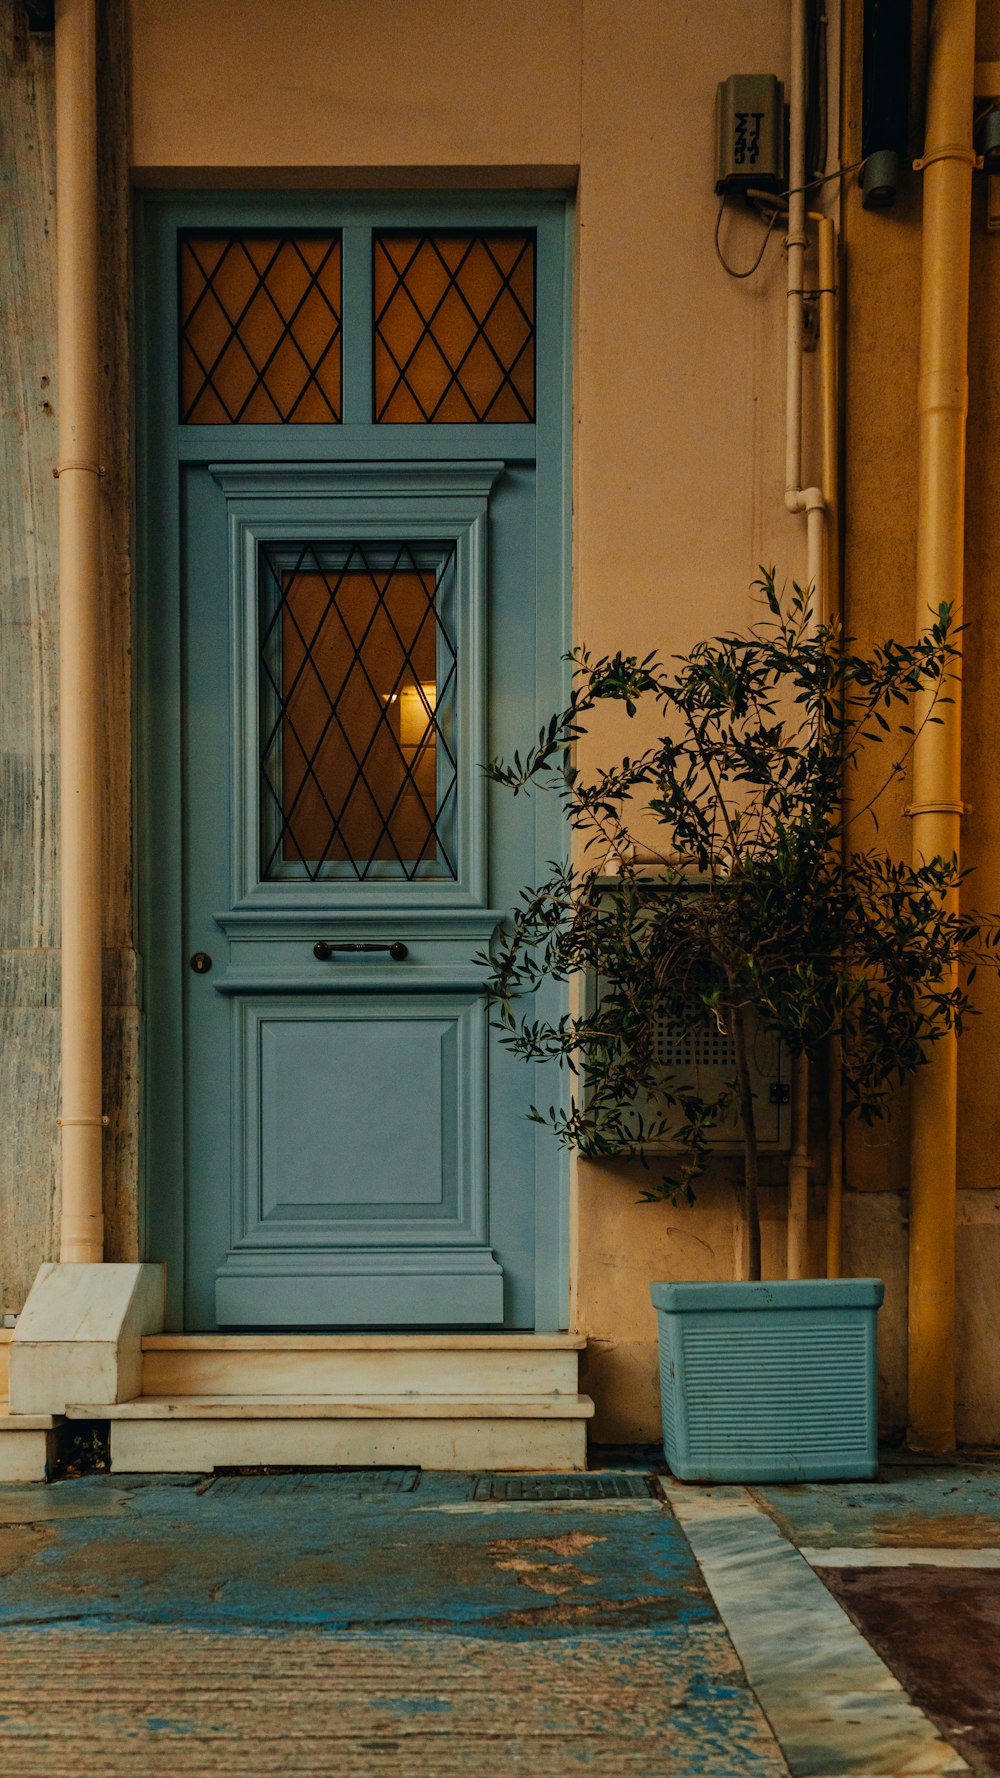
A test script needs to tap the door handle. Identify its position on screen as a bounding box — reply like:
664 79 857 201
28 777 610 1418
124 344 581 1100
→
313 941 408 962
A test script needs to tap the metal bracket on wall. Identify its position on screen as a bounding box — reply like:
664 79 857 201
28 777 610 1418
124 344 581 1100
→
22 0 54 29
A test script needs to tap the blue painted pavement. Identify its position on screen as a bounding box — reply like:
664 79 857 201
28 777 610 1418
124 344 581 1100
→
0 1470 789 1775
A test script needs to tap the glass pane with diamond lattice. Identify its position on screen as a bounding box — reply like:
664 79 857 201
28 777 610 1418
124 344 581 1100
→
374 232 535 422
258 544 458 880
180 233 342 423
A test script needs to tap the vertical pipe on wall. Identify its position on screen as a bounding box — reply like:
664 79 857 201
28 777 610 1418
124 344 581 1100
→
788 251 838 1278
55 0 105 1263
816 219 841 622
786 0 809 504
816 215 845 1277
786 1054 812 1278
785 0 827 1277
785 0 827 615
906 0 975 1453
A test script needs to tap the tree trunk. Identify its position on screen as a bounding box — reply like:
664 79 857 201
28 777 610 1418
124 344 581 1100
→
732 1003 762 1281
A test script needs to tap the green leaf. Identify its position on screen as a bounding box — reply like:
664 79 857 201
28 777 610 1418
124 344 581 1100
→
478 573 1000 1218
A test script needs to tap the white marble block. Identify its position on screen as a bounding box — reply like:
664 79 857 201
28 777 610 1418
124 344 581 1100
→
8 1264 165 1414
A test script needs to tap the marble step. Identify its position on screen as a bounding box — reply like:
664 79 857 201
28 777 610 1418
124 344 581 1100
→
141 1333 585 1399
64 1391 595 1474
70 1392 594 1419
0 1400 58 1483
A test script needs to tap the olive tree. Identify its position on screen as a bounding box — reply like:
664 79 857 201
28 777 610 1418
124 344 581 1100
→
482 575 997 1281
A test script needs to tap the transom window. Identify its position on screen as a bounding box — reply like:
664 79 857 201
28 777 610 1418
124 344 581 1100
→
177 226 535 425
179 232 343 423
373 232 535 422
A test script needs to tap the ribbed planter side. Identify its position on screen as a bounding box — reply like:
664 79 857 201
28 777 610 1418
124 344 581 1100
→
651 1278 884 1483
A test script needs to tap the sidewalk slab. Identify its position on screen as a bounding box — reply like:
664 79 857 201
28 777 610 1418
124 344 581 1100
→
752 1458 1000 1551
0 1470 788 1777
0 1470 713 1635
750 1458 1000 1776
666 1482 967 1778
0 1465 982 1778
0 1625 787 1777
818 1566 1000 1777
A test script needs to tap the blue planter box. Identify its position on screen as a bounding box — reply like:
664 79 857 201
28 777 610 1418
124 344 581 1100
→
650 1278 884 1483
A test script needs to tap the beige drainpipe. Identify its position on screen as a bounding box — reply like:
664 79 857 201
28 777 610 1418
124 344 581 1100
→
811 213 844 1280
907 0 976 1452
784 0 827 1280
55 0 105 1263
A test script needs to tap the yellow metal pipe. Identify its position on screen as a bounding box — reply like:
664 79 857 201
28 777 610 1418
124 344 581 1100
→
786 1053 811 1279
816 219 840 631
55 0 105 1263
814 215 845 1278
825 1057 844 1278
907 0 976 1452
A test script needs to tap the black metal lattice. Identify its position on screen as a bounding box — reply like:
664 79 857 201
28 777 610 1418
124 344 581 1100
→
179 232 342 424
373 231 535 423
258 542 458 880
472 1474 655 1501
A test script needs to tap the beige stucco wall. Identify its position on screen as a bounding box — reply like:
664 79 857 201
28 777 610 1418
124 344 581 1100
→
571 2 804 1440
7 0 997 1445
125 0 807 1438
129 0 582 186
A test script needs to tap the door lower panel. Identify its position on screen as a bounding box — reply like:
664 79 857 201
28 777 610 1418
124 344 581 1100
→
215 1248 504 1327
213 992 503 1327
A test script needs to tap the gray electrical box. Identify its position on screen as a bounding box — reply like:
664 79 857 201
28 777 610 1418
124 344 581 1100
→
715 74 785 196
584 880 791 1155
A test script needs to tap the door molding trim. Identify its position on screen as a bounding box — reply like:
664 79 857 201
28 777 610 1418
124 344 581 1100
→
208 461 506 500
211 460 499 912
134 190 573 1332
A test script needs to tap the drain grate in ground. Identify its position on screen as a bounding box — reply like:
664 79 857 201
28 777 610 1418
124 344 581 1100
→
204 1467 421 1495
472 1473 654 1501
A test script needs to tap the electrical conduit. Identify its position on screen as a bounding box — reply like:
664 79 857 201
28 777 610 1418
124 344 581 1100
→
785 0 828 1278
785 0 827 613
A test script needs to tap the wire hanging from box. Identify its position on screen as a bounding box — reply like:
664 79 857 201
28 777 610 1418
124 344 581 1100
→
713 192 782 278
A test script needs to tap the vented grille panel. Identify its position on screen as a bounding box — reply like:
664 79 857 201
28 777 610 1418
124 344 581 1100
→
655 1012 737 1071
207 1468 420 1495
658 1315 877 1479
473 1474 652 1501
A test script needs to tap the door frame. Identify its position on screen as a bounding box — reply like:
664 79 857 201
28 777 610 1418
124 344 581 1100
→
134 189 574 1331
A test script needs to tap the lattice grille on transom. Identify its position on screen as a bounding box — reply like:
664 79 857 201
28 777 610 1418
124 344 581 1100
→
373 232 535 422
179 233 342 423
258 542 458 880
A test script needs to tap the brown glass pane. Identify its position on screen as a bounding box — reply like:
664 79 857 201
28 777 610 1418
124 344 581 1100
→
374 232 535 422
259 544 457 879
180 233 342 423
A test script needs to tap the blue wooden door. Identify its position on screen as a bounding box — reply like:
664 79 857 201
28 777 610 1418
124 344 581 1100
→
138 197 570 1329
